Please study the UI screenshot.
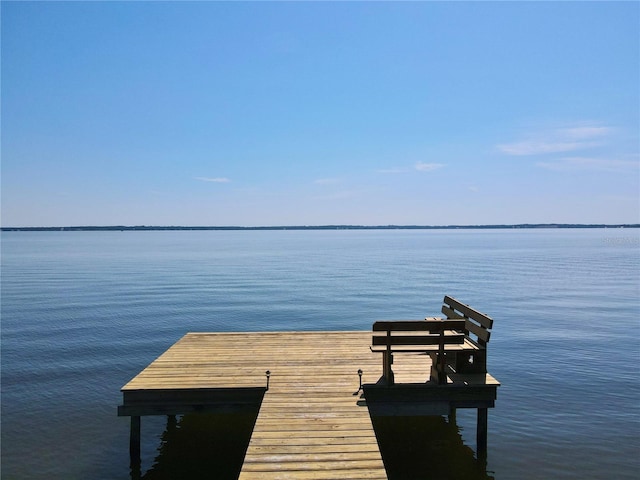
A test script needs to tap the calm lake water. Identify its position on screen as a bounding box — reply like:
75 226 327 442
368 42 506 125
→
1 229 639 479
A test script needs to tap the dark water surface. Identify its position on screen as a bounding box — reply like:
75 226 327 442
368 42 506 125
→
2 229 639 479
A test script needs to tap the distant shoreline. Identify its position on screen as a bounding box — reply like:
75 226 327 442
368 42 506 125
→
2 224 639 232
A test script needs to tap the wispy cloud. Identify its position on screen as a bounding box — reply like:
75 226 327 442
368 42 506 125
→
498 141 587 156
498 124 612 156
536 157 639 172
415 162 445 172
561 126 612 140
195 177 231 183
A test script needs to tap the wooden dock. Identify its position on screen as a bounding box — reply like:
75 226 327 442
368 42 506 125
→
118 331 499 478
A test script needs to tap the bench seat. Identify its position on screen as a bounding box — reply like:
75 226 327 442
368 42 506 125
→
370 336 482 354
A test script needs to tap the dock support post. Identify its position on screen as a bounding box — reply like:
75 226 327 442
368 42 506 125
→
130 416 141 465
448 407 457 424
167 414 177 431
477 408 488 456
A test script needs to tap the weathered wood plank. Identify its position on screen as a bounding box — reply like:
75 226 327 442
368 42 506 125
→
248 444 381 454
248 435 378 444
241 459 387 470
440 305 465 320
372 333 465 346
443 295 493 329
373 319 466 331
239 470 387 480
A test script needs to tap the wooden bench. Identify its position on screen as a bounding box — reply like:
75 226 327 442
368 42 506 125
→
371 296 494 385
371 318 467 385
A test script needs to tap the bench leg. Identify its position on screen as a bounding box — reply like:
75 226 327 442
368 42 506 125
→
429 353 440 383
429 352 448 384
383 351 394 385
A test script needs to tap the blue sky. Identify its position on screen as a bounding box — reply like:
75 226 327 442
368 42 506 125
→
2 1 638 227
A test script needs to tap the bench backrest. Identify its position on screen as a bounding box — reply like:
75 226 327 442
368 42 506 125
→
372 320 466 347
440 296 493 347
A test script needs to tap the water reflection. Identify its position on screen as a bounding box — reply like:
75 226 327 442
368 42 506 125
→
370 415 494 480
133 412 259 480
132 411 491 480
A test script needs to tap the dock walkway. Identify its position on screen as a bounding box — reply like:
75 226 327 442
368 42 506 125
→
236 331 390 479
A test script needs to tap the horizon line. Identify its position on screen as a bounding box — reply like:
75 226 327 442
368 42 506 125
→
2 223 639 232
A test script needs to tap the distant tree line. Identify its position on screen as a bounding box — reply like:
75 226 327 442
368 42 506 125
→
2 224 638 232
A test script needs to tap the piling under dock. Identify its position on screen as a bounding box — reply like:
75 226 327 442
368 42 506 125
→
118 331 499 479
